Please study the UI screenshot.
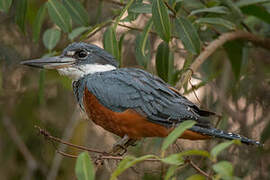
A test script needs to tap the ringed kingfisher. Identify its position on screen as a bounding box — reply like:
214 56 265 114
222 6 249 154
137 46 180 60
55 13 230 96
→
21 42 260 151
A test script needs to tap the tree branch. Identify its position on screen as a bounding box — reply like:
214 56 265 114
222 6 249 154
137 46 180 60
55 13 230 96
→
176 30 270 89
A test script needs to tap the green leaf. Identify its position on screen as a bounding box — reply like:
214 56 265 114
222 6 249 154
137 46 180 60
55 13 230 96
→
103 27 120 61
110 155 158 180
190 6 229 15
195 17 236 30
236 0 270 8
261 121 270 143
121 0 143 22
161 154 184 165
152 0 171 42
75 152 95 180
113 0 135 30
33 4 47 43
140 19 153 56
162 120 196 151
221 0 243 23
68 26 88 41
135 34 150 68
175 17 201 54
210 140 239 160
213 161 233 179
118 33 126 65
165 165 178 180
241 5 270 24
224 40 244 80
162 149 210 165
15 0 28 33
43 28 61 50
186 174 206 180
47 0 72 33
0 0 12 13
63 0 89 26
130 3 152 13
177 149 210 158
156 41 170 82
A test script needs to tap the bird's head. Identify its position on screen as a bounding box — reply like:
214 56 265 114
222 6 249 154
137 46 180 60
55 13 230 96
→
21 42 119 80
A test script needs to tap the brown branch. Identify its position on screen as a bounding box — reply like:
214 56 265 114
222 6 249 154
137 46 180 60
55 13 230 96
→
187 159 212 179
35 125 108 155
176 30 270 89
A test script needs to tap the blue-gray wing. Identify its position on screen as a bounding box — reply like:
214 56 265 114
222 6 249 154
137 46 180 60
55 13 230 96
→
76 68 211 128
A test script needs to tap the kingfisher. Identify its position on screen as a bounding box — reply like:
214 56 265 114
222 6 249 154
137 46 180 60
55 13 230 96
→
21 42 260 151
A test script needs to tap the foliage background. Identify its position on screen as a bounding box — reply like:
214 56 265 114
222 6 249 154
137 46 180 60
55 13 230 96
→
0 0 270 179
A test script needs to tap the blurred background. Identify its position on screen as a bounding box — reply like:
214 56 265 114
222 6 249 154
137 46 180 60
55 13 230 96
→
0 0 270 179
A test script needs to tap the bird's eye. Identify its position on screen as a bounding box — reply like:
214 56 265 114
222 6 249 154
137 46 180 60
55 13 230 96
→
76 50 88 58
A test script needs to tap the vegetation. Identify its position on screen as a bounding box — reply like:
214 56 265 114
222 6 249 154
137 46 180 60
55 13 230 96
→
0 0 270 179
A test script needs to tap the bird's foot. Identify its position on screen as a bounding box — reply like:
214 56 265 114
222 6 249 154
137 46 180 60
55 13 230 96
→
110 135 136 156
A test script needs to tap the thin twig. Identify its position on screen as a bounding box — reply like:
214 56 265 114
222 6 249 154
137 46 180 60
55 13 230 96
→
176 30 270 89
188 159 212 179
35 125 107 155
164 1 177 17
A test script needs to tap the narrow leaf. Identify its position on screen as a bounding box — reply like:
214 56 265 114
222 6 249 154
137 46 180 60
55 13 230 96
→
165 165 178 180
15 0 28 33
140 19 153 56
161 154 184 165
103 27 120 61
175 17 201 54
47 0 72 33
113 0 135 30
224 40 244 80
129 3 152 13
195 17 236 30
0 0 12 13
63 0 89 26
43 28 61 50
33 4 47 42
152 0 171 42
210 140 239 160
186 174 206 180
135 34 150 68
75 152 95 180
236 0 270 8
261 121 270 143
110 155 158 180
162 149 210 165
190 6 229 15
213 161 233 178
156 41 170 82
68 26 88 41
162 120 196 151
241 5 270 24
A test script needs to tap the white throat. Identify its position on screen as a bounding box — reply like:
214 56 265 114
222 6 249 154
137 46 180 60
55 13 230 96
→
57 63 116 80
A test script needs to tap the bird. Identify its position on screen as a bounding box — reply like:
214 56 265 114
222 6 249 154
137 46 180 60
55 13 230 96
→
21 42 260 151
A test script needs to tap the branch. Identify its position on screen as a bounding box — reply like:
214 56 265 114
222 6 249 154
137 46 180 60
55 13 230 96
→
187 159 212 179
35 125 107 155
176 30 270 89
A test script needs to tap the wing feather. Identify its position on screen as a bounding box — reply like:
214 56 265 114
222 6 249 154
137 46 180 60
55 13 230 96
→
74 68 212 128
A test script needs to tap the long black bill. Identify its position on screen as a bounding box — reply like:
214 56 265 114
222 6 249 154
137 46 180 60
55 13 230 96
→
20 56 76 69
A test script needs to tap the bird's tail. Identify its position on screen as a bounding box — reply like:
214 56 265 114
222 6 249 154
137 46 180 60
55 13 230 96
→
189 126 261 146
